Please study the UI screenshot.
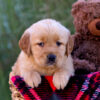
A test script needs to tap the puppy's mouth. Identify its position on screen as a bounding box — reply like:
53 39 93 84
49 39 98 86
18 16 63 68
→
46 61 56 66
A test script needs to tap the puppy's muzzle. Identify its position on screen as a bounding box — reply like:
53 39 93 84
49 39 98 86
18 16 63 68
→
47 54 56 65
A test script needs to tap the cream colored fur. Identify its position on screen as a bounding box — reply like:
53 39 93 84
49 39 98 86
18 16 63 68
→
11 19 74 90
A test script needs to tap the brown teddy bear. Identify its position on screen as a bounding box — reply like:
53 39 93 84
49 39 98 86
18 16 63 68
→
71 0 100 74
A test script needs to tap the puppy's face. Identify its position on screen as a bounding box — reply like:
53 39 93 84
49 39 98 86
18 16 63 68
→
19 19 73 69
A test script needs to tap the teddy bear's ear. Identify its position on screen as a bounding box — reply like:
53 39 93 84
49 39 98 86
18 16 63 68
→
71 0 85 15
66 36 74 57
19 31 32 56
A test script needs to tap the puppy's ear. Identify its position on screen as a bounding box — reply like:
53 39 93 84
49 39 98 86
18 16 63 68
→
19 31 32 56
66 35 74 56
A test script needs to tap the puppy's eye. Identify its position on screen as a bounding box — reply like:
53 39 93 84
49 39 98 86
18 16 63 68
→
56 41 62 46
37 42 44 47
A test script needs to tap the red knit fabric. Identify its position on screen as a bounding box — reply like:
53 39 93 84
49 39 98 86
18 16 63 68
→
45 76 56 91
11 72 100 100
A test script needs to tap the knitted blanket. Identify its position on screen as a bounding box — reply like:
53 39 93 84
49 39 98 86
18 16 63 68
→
11 72 100 100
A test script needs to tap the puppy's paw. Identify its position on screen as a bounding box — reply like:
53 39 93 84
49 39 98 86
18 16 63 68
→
53 72 70 90
23 71 41 88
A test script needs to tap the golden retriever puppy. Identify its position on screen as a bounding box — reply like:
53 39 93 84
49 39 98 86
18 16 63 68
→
11 19 74 90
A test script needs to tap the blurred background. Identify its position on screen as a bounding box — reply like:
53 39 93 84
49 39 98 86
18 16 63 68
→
0 0 75 99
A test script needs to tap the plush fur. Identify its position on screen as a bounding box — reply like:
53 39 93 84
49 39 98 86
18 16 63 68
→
9 19 74 100
71 0 100 74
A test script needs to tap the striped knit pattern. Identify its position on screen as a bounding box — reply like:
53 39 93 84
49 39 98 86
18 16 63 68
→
11 71 100 100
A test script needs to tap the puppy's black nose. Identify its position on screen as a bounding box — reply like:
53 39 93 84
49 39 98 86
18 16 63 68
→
47 54 56 63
